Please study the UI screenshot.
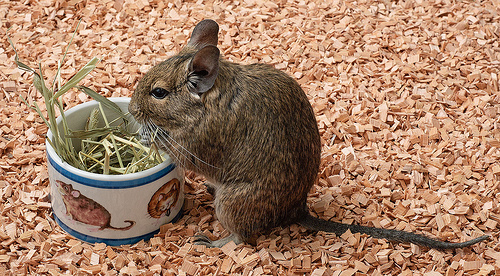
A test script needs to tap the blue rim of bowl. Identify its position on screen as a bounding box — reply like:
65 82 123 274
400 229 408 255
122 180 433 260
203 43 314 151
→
54 210 183 246
47 152 176 189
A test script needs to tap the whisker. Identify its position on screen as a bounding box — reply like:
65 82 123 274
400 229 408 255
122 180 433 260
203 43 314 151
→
137 122 186 169
146 121 203 170
156 129 202 170
136 119 223 179
156 126 220 170
156 133 189 169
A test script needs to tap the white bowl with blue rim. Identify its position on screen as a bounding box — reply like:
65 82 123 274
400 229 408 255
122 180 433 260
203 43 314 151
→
46 97 184 246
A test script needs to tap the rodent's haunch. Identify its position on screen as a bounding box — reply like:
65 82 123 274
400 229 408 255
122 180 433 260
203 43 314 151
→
129 19 489 249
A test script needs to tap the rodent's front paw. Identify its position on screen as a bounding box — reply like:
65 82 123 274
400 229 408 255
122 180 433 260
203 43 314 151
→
203 183 216 197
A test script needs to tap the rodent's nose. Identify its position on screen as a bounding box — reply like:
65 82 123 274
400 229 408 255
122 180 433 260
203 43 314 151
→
128 99 138 117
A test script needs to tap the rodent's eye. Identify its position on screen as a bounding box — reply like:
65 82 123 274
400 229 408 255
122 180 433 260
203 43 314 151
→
150 87 169 99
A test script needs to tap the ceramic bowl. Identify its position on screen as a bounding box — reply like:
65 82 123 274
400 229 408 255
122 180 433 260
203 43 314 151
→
46 97 184 246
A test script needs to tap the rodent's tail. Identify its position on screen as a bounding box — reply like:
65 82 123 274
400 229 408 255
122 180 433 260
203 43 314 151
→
298 213 489 250
107 220 136 231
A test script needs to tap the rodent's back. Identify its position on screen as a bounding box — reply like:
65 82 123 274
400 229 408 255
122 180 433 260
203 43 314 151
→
199 61 322 220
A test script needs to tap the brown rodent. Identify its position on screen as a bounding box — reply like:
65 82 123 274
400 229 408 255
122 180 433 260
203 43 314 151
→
129 19 489 249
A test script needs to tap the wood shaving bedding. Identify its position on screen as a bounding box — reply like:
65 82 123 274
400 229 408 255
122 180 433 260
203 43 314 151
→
1 0 499 275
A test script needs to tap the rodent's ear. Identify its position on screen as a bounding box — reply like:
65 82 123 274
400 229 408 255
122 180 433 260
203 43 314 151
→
187 45 220 94
187 19 219 49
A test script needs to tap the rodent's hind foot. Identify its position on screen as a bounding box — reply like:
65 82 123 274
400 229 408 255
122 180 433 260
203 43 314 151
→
192 233 242 248
193 234 212 245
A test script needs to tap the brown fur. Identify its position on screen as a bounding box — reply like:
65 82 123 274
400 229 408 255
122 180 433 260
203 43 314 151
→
129 20 488 249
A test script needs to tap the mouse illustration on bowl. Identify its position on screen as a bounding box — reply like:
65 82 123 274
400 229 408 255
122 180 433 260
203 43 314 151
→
56 180 135 231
